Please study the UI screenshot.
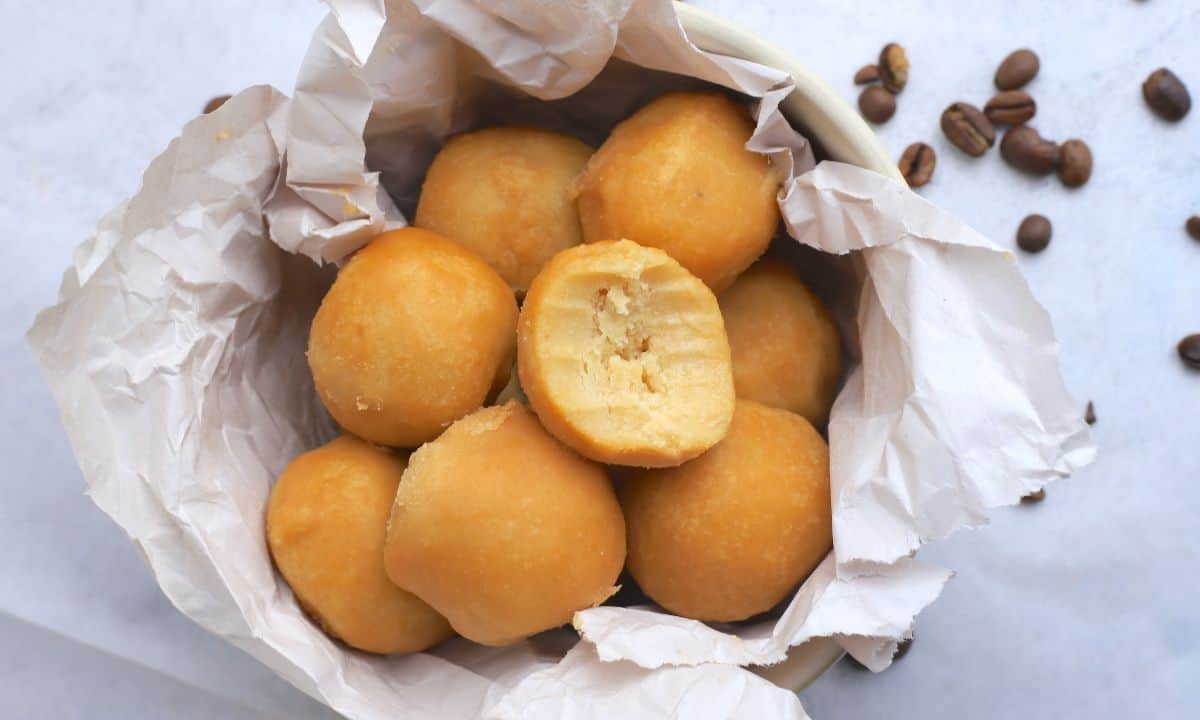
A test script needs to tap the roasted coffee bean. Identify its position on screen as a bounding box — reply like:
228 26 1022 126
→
898 142 936 187
854 64 880 85
1084 401 1097 426
940 102 996 156
1187 216 1200 241
995 49 1040 90
1021 488 1047 504
1142 68 1191 121
984 90 1036 125
1001 125 1060 175
879 43 909 93
1058 139 1093 188
1016 214 1052 253
1179 334 1200 369
859 86 897 124
203 95 231 114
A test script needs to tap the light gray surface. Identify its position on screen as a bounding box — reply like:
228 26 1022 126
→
3 1 1197 718
2 2 335 718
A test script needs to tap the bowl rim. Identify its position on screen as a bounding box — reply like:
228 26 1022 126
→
674 0 899 694
676 2 903 183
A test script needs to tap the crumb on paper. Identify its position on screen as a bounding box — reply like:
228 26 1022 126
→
215 129 231 141
336 187 361 217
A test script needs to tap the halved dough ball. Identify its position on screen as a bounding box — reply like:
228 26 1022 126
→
383 402 625 646
621 399 832 622
266 435 453 654
719 260 843 426
307 228 518 447
518 239 735 467
575 91 782 292
415 127 592 293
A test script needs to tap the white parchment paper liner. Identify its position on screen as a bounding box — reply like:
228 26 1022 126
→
28 1 1094 718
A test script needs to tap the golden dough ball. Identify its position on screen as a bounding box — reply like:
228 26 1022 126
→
383 402 625 646
266 435 454 654
575 91 782 293
719 260 843 426
621 399 832 622
415 127 592 293
308 228 518 448
518 239 735 468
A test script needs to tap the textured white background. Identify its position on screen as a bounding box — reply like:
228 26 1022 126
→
3 1 1198 718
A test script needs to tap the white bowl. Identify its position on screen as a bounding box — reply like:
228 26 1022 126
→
678 3 902 183
674 1 900 693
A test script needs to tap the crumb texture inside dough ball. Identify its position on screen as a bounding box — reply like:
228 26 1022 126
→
575 91 781 292
307 228 518 448
621 399 832 622
719 260 843 425
415 126 593 293
518 239 735 467
383 402 626 646
266 435 454 654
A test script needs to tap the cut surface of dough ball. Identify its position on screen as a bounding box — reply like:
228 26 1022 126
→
415 126 592 293
383 402 625 646
575 91 781 292
719 260 843 425
621 399 832 622
518 239 734 467
307 228 518 447
266 435 454 654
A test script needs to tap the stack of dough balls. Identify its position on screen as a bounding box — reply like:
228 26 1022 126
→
266 90 844 655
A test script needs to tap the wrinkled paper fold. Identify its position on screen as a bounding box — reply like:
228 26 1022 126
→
28 1 1093 718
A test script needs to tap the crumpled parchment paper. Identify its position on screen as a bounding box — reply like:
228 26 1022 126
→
27 1 1095 718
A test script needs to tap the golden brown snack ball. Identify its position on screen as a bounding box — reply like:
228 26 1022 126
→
621 399 832 622
266 435 454 654
518 239 735 468
719 260 843 426
575 91 782 293
307 228 518 447
415 127 592 293
383 402 625 646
